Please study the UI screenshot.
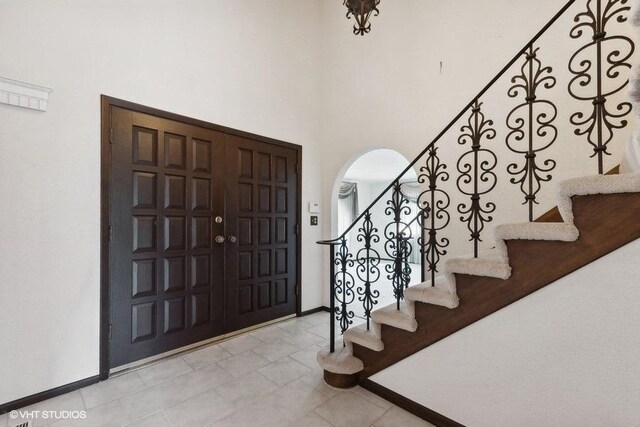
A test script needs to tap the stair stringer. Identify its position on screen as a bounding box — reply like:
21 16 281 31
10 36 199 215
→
317 173 640 382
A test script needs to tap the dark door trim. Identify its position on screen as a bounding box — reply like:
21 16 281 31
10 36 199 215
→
100 95 303 380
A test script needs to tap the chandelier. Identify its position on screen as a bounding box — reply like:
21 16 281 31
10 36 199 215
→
343 0 380 36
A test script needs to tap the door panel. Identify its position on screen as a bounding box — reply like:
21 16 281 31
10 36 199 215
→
225 135 298 330
110 107 225 368
109 106 299 369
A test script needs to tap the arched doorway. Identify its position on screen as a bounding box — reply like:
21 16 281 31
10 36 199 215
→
332 149 421 317
331 149 417 236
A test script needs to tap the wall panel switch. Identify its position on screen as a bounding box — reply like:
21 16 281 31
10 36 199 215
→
309 201 320 213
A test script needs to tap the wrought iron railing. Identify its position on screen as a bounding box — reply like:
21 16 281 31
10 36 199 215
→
318 0 635 353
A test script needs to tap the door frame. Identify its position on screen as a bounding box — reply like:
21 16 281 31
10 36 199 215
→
100 95 303 380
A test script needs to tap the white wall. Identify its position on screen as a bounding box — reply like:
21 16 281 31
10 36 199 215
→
0 0 324 404
318 0 637 259
1 0 637 407
371 238 640 426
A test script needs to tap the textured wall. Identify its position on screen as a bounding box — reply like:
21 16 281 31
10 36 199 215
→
318 0 637 303
0 0 324 404
372 238 640 426
623 0 640 172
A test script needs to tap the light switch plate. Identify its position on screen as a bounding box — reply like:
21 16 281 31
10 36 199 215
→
308 201 320 213
310 215 318 226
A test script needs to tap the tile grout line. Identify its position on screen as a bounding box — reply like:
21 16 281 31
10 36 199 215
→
11 314 335 427
76 389 88 413
370 404 395 427
159 409 175 427
157 365 281 426
155 369 239 414
313 406 339 427
121 409 166 427
84 374 147 412
115 378 188 424
352 386 395 411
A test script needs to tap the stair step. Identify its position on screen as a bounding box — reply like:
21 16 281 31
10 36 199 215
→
557 173 640 223
494 222 579 262
445 251 511 280
317 341 363 375
344 323 384 351
495 222 579 241
405 276 459 309
319 172 640 387
371 300 418 332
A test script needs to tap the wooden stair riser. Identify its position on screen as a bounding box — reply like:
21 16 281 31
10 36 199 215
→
349 192 640 378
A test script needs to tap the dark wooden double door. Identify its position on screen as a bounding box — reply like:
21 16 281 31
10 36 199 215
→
109 107 298 368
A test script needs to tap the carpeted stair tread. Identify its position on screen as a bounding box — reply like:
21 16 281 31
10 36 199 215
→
344 323 384 352
371 300 418 332
405 276 459 309
494 222 579 262
445 251 512 280
557 173 640 223
317 341 363 375
318 173 640 378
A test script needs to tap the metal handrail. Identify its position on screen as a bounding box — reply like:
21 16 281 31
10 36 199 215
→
321 0 637 354
317 0 576 246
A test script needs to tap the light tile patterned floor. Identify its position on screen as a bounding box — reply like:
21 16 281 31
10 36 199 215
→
3 312 434 427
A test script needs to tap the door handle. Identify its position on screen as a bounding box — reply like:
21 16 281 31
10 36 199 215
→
228 235 237 244
215 235 225 244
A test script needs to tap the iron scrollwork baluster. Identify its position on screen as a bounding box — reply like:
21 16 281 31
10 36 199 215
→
568 0 634 174
457 100 498 258
329 244 336 353
356 212 381 329
417 146 450 286
334 237 355 335
399 236 412 301
384 182 413 309
506 45 558 222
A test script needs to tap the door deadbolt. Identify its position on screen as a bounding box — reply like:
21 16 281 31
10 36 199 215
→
215 235 225 244
215 216 223 224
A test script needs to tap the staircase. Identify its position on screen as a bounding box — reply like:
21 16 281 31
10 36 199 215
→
321 172 640 382
316 0 640 402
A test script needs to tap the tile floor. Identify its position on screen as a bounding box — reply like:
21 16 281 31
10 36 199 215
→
2 312 434 427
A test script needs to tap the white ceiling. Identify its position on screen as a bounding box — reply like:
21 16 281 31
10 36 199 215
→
343 149 415 183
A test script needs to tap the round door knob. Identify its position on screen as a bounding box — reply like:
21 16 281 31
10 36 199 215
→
215 235 225 244
228 235 237 243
